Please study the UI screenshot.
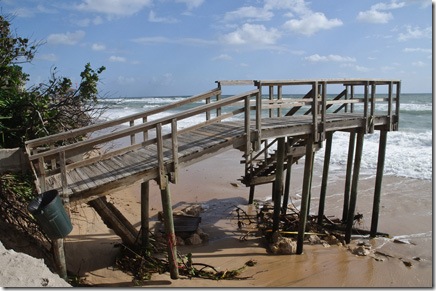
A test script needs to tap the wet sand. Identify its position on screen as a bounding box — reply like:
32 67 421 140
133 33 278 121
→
64 149 432 287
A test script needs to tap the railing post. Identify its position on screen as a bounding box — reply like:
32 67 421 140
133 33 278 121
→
255 86 262 151
269 85 274 118
369 82 376 133
320 81 327 141
156 123 167 190
37 157 46 193
129 120 135 144
363 82 369 133
350 85 355 113
277 85 282 117
59 151 68 199
387 82 393 131
395 82 401 131
170 119 179 184
244 95 251 157
312 82 319 142
216 90 222 118
143 117 148 141
206 96 211 121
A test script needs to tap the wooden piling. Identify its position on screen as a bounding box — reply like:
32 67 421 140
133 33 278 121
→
248 185 255 205
318 132 333 225
272 137 286 232
282 149 293 214
160 176 179 279
297 136 314 254
53 239 67 280
342 131 356 222
345 131 364 244
141 181 150 249
370 130 388 237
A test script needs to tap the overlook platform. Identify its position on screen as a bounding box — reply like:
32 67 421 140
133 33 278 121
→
25 79 401 279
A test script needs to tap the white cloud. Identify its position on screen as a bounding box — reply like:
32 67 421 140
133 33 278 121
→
398 26 432 41
283 12 342 36
132 36 215 46
403 48 432 53
357 10 393 24
264 0 310 15
91 43 106 51
117 76 136 84
221 23 281 45
109 55 126 62
149 73 174 87
76 0 152 16
132 36 171 44
148 10 178 23
341 63 371 72
357 0 405 24
38 53 58 62
175 0 204 10
47 30 85 45
412 61 426 67
212 54 232 61
371 0 405 10
223 6 274 22
305 54 356 63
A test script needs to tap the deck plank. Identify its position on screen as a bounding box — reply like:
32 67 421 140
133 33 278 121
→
47 112 389 201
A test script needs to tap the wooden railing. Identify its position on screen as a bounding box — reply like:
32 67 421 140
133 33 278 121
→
25 79 401 196
25 87 261 194
216 79 401 183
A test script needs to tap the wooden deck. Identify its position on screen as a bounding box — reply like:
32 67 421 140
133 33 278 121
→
25 79 400 205
24 78 401 278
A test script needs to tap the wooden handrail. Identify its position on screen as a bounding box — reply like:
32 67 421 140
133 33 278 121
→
25 87 221 149
25 79 401 196
27 89 260 162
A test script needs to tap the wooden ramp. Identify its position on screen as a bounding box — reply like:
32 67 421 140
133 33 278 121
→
24 79 401 278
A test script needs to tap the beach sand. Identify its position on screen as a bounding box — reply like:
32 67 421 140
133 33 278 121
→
64 149 432 287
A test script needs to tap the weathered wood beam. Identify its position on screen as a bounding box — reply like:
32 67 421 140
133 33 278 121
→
88 197 138 246
342 131 356 222
297 135 314 254
160 176 179 279
318 131 333 225
370 130 387 237
272 137 286 232
141 181 150 249
345 131 365 244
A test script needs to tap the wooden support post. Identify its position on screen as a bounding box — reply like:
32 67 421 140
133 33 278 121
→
89 197 138 246
297 136 314 254
370 130 387 237
248 185 255 205
141 181 150 249
318 132 333 225
272 137 286 232
345 131 364 244
282 153 293 214
53 239 67 280
342 131 356 222
160 176 179 279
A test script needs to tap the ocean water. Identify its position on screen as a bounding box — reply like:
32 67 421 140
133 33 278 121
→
98 93 432 181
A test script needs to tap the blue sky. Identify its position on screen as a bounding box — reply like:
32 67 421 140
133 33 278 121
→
1 0 433 97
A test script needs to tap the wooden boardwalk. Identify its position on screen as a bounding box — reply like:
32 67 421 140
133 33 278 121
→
25 79 401 278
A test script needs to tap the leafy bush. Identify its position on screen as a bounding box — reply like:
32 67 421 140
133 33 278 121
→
0 14 105 148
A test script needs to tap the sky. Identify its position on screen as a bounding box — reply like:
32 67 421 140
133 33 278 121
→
1 0 433 97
